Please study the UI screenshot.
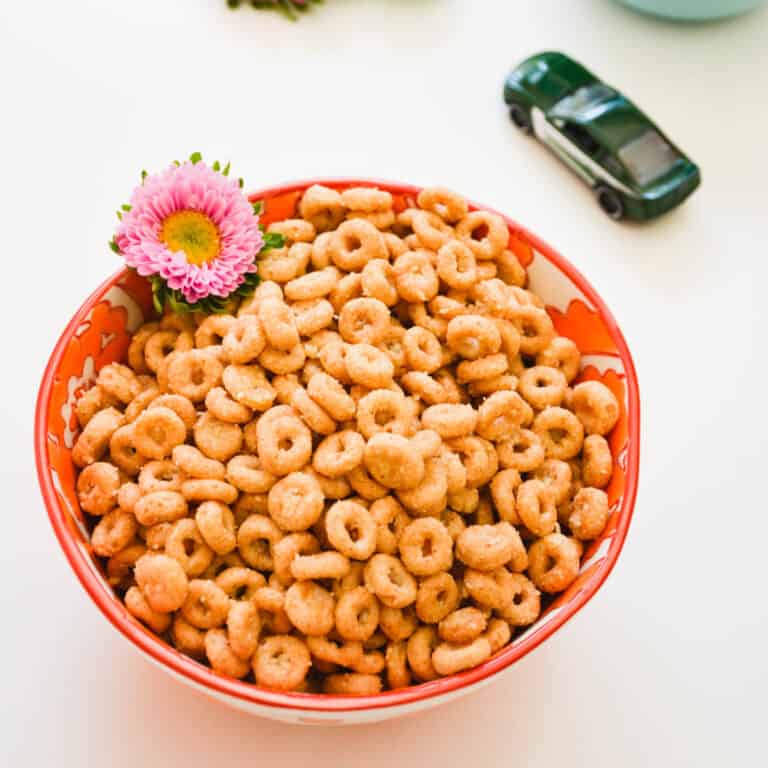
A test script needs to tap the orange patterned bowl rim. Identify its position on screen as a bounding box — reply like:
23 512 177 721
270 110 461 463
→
35 178 640 714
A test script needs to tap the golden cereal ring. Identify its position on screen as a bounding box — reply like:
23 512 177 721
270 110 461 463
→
257 414 312 476
77 461 121 515
510 305 555 356
133 491 187 527
222 363 276 411
195 501 236 555
215 566 266 600
237 514 283 570
335 586 380 642
258 343 306 375
370 496 411 555
345 344 395 389
456 210 508 260
582 434 613 488
415 572 460 624
402 326 441 374
329 270 363 314
195 315 236 348
417 187 468 223
567 487 609 540
363 433 425 491
396 456 448 516
393 250 439 303
409 429 442 460
347 463 389 500
457 522 522 571
267 218 316 244
364 554 417 609
572 381 620 436
291 298 334 337
361 259 398 307
91 509 138 557
411 209 454 251
517 479 558 537
167 350 223 402
306 636 363 669
329 218 387 271
257 243 311 283
171 615 206 659
456 353 508 383
468 374 519 398
438 607 488 645
204 386 252 424
378 324 407 379
477 261 498 281
533 458 573 505
421 403 477 439
127 322 160 374
284 266 338 301
144 330 188 373
291 387 336 435
227 599 261 660
519 366 568 410
476 391 533 441
380 232 406 259
432 637 492 676
135 552 188 613
172 445 225 480
125 585 172 634
385 641 411 689
464 567 516 611
306 372 355 422
436 447 467 495
495 249 527 287
312 430 365 479
379 604 419 642
408 301 447 340
446 436 498 489
536 336 580 383
226 454 276 493
309 232 332 270
436 240 477 291
356 389 409 439
446 315 501 361
194 412 243 462
166 519 214 576
292 551 350 582
490 468 522 524
348 209 396 230
325 501 377 560
73 407 124 468
132 406 186 460
299 184 346 232
406 626 439 682
97 362 141 405
76 385 118 429
498 573 541 626
284 580 335 636
257 297 300 352
400 371 449 405
142 521 172 550
146 395 194 435
341 186 392 212
398 518 453 576
323 673 382 695
533 406 584 460
527 533 581 593
339 297 390 346
318 339 352 385
267 471 324 532
205 628 251 678
222 314 266 364
271 532 320 585
106 541 146 589
497 429 545 472
138 460 183 494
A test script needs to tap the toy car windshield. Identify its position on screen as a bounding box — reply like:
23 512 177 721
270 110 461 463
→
618 130 682 187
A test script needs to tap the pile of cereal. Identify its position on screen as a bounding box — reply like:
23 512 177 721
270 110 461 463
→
73 185 619 695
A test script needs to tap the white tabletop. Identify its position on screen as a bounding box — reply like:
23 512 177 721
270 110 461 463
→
2 0 766 764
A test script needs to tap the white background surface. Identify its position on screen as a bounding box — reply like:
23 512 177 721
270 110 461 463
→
1 0 766 765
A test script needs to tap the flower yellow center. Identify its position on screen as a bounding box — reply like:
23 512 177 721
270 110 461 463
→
160 210 221 266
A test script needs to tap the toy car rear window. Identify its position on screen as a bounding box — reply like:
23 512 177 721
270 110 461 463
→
618 130 681 186
554 84 616 116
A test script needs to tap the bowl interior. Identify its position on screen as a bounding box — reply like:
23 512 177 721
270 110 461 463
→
36 179 639 720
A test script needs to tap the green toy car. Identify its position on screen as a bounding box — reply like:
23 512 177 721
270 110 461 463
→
503 52 700 220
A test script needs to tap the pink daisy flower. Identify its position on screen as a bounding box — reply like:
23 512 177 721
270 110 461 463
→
115 161 263 304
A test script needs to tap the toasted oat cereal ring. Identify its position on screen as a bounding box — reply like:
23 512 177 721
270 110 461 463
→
473 497 494 525
125 585 171 634
195 315 236 348
393 250 439 303
258 243 311 283
215 566 266 601
257 415 312 476
257 297 300 352
582 434 613 489
516 479 557 537
370 496 411 555
268 217 316 244
462 567 513 611
271 532 320 586
172 445 225 481
322 673 382 695
145 396 194 436
91 509 138 558
193 412 243 462
306 636 363 669
409 429 442 461
205 383 254 424
536 336 580 383
471 278 511 316
72 407 124 468
348 647 385 675
127 322 160 374
363 433 425 491
432 637 491 676
76 385 118 429
224 600 261 661
195 501 236 555
533 458 573 505
438 607 488 645
446 436 497 489
142 521 172 550
290 387 336 436
448 487 479 516
415 572 460 624
482 617 512 654
341 186 392 212
106 541 145 589
222 314 266 364
339 297 390 347
166 350 223 403
379 232 405 260
224 454 275 494
329 218 387 271
348 209 396 230
237 514 282 570
306 372 355 422
567 487 609 540
290 552 350 585
493 317 523 363
456 353 508 383
284 267 338 303
329 269 363 312
533 407 584 460
456 210 508 260
347 463 390 501
421 403 477 439
299 184 346 232
171 615 206 659
233 493 269 524
572 380 620 436
258 343 305 376
318 339 352 385
497 429 545 472
356 389 410 440
361 259 398 307
407 302 447 342
143 330 187 373
495 248 527 287
133 490 187 527
400 371 447 405
222 363 276 411
77 461 121 516
290 298 334 337
181 479 238 505
396 457 448 516
335 586 380 642
528 533 581 593
344 343 395 390
379 605 419 642
498 573 541 626
134 552 188 613
166 519 214 576
267 472 325 532
203 552 246 579
398 518 453 576
205 628 250 678
435 447 466 496
407 626 440 682
401 326 441 374
417 187 468 223
490 468 522 524
310 430 364 479
477 391 533 442
519 366 568 411
97 362 141 405
411 209 454 250
284 580 335 636
468 374 519 398
476 261 498 281
385 640 411 689
509 305 555 356
435 241 477 292
132 407 186 460
456 522 519 571
363 554 417 609
138 460 183 494
332 560 365 596
179 579 229 630
117 482 141 515
325 501 377 560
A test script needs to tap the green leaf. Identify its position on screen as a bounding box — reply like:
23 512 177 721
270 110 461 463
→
238 177 244 188
173 160 181 166
252 200 263 215
141 169 148 183
189 151 202 164
222 162 231 177
121 204 132 212
109 238 120 254
212 160 221 172
262 231 285 251
116 210 122 221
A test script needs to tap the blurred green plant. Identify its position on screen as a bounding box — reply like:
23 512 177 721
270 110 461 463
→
227 0 323 20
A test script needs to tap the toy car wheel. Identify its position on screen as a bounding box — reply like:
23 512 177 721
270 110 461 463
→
508 103 532 134
596 186 624 220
